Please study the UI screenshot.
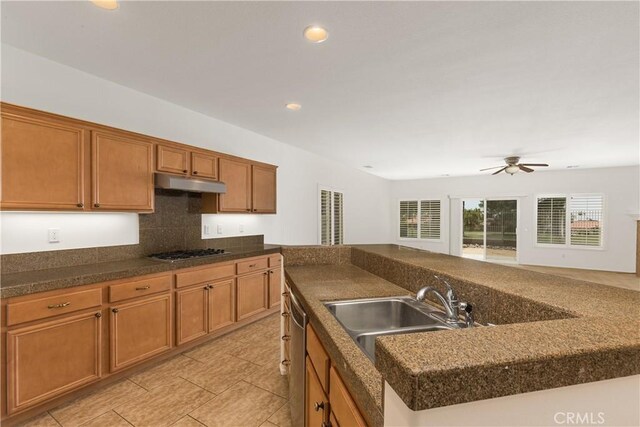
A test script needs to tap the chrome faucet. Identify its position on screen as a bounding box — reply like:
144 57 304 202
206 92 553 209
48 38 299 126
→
416 275 459 324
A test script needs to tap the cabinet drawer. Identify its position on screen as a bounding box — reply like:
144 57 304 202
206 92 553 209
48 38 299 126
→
236 257 268 275
306 323 330 393
268 254 282 268
176 263 235 288
7 288 102 327
109 275 172 302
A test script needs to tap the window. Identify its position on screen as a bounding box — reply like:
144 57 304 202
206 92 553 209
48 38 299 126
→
320 188 344 245
399 199 441 240
536 194 603 247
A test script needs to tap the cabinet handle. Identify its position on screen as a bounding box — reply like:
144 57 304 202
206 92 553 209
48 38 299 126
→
281 359 291 366
182 169 188 173
249 264 257 268
135 286 150 291
246 208 251 212
314 401 325 412
193 171 198 175
269 270 274 274
282 292 289 297
281 335 291 341
112 308 119 313
77 203 84 208
263 272 268 276
95 312 102 318
281 312 290 317
47 302 71 309
94 203 100 208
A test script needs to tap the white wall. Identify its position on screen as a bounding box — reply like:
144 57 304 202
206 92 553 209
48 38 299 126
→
390 166 639 272
0 45 391 254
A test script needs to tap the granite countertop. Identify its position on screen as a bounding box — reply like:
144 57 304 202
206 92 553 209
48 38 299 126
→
0 244 281 299
284 244 640 421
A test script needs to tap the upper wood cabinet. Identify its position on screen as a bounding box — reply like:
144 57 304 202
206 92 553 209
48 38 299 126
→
156 145 189 175
191 152 218 180
6 311 102 414
92 131 154 212
0 110 87 210
252 164 277 213
156 145 219 181
218 158 252 212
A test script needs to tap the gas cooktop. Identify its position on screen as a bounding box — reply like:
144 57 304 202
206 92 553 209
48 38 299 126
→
149 248 229 262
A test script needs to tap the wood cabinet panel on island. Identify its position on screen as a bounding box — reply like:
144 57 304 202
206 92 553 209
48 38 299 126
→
0 108 87 210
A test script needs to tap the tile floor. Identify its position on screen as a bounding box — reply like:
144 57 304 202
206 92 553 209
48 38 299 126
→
20 313 291 427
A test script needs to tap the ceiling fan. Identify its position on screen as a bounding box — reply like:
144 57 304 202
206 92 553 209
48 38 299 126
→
480 156 549 175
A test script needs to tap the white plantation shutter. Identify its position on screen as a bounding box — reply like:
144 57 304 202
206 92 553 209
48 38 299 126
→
420 200 441 240
320 190 332 245
537 197 566 244
320 188 344 246
399 201 418 238
569 195 603 247
333 192 344 245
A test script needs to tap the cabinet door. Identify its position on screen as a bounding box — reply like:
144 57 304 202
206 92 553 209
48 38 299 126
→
191 152 218 180
306 357 329 427
110 294 172 372
92 131 154 211
176 285 209 346
251 164 277 213
329 366 367 427
157 145 189 175
208 278 235 332
268 267 282 309
1 112 86 210
236 271 268 320
218 158 251 212
6 312 102 414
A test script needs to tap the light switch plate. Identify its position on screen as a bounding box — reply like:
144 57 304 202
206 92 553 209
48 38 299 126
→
217 225 223 234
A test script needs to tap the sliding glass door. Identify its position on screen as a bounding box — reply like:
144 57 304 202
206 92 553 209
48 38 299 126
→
462 198 518 262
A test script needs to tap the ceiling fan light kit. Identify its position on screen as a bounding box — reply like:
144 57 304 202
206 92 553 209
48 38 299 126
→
481 156 549 176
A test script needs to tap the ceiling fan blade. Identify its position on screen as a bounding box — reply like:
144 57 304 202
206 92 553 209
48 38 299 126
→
520 163 548 167
492 167 507 175
519 165 534 173
480 165 505 171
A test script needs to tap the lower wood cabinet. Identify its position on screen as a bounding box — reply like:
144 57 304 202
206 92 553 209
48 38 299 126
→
237 271 268 320
6 311 102 414
110 293 172 372
176 278 236 345
306 356 329 427
268 267 282 309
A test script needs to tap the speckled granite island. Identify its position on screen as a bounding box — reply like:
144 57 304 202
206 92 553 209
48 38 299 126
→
283 245 640 427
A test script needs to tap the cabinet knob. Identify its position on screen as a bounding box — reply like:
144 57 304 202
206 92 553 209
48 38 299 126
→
77 203 84 208
47 302 71 309
282 292 290 297
281 359 291 366
204 286 209 290
263 272 268 276
112 308 119 313
94 203 100 208
95 312 102 318
281 335 291 341
269 270 274 274
281 312 290 317
314 401 325 412
183 169 188 173
193 171 198 175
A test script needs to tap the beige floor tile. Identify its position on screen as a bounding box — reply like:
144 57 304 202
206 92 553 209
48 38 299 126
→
267 402 292 427
19 412 61 427
171 415 205 427
229 337 281 367
50 379 146 427
178 354 256 395
190 381 286 427
79 410 130 427
182 334 244 362
129 355 200 390
245 363 289 398
259 422 279 427
115 377 214 427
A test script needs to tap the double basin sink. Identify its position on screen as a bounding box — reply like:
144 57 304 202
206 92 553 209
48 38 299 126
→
325 296 461 363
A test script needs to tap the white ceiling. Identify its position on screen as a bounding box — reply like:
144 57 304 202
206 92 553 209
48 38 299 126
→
1 1 638 179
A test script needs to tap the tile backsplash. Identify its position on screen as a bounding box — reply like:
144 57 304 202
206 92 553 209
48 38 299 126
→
1 189 264 274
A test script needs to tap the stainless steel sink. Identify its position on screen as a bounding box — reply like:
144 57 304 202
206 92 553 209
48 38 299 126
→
325 296 458 362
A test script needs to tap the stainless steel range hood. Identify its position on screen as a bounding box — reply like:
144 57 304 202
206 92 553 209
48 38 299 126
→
155 173 226 194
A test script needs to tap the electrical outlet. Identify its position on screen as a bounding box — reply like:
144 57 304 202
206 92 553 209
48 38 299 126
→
217 225 223 234
239 224 244 233
204 225 210 235
48 228 60 243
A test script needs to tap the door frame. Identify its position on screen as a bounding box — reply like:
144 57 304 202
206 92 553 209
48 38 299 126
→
460 197 521 264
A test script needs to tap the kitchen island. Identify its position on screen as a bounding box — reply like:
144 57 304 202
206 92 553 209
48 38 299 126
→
283 245 640 427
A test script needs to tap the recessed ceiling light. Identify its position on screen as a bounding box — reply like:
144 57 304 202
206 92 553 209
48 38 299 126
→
91 0 119 10
566 165 580 169
363 165 373 169
440 174 450 177
303 25 329 43
285 103 302 111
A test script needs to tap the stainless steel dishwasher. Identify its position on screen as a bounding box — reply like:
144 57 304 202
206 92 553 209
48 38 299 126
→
288 283 307 427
